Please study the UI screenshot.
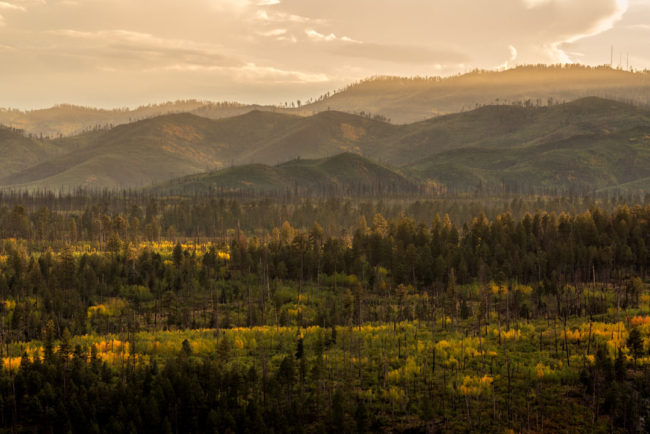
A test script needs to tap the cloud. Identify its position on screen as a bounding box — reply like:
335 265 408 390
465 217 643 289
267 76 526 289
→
305 29 336 42
259 28 287 37
521 0 628 62
0 2 26 11
495 45 519 70
332 42 468 65
49 29 243 68
255 9 315 24
236 63 329 83
0 0 26 26
509 45 518 61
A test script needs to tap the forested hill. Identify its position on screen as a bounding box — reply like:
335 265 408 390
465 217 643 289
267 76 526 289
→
148 153 420 195
2 65 649 137
302 64 650 123
0 125 66 176
0 101 267 138
2 96 650 192
0 110 394 190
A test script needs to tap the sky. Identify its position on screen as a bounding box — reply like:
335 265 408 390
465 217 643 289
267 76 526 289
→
0 0 648 109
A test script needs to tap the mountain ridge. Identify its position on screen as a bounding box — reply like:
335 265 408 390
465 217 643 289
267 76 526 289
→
2 96 650 193
3 65 650 137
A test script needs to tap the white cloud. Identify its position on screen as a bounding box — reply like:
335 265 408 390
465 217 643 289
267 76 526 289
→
509 45 518 61
236 63 329 83
496 45 519 70
259 28 286 37
0 2 26 11
0 0 25 26
305 29 336 42
522 0 557 8
549 0 628 62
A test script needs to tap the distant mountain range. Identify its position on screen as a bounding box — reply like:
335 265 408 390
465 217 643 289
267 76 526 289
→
2 70 650 194
2 65 649 137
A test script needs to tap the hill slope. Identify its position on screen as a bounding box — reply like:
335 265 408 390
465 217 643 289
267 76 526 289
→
150 153 419 195
302 65 650 123
0 126 66 176
0 101 265 137
407 125 650 192
0 110 395 190
379 96 650 164
3 96 650 192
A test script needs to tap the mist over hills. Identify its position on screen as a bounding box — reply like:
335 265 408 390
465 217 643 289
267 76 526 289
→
2 65 649 137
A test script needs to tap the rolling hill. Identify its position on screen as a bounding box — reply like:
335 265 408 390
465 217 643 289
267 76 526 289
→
2 96 650 193
302 65 650 123
149 153 420 195
0 101 264 138
0 110 396 190
377 96 650 164
0 125 66 176
3 65 650 137
406 127 650 192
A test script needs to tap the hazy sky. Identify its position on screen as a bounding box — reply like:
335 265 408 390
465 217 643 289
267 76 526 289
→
0 0 647 109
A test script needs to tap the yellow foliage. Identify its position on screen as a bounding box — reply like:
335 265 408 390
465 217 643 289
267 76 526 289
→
217 251 230 260
631 315 650 327
493 328 521 341
514 284 533 294
403 356 420 377
87 298 127 318
1 299 15 310
2 357 22 372
459 375 493 396
490 282 507 295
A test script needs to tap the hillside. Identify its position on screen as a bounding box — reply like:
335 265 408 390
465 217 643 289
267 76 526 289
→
302 65 650 123
379 96 650 164
236 110 396 164
0 111 303 190
0 101 273 138
3 96 650 192
0 126 65 176
407 125 650 192
150 153 419 195
0 110 394 190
